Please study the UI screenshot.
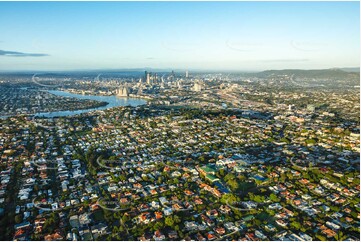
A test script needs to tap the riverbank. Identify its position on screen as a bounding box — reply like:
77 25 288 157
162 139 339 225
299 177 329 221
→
0 87 110 118
58 88 154 100
0 88 147 118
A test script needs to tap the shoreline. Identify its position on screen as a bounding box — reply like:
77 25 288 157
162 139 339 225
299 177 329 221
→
1 89 147 119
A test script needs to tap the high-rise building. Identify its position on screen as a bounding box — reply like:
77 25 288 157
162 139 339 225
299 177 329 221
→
116 85 129 97
177 80 182 90
160 75 165 89
146 73 151 85
193 80 203 92
186 70 189 78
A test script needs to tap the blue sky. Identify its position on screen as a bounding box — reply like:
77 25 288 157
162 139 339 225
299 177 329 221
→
0 1 359 71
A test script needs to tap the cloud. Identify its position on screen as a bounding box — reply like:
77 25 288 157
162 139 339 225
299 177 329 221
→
0 50 49 57
146 57 155 60
290 40 325 52
261 59 309 63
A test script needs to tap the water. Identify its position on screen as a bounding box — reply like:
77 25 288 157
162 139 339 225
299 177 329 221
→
253 175 267 181
34 90 147 118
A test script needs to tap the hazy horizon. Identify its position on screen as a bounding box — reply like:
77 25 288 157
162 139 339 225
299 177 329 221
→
0 66 360 74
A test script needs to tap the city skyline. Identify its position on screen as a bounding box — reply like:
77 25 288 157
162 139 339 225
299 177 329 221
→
0 1 359 71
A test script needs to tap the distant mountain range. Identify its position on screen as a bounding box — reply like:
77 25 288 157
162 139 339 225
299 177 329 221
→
338 67 360 73
255 68 360 79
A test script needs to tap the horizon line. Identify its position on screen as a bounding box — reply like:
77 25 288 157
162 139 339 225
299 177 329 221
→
0 66 359 74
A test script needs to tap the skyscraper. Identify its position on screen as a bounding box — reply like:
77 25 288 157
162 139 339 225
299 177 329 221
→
146 73 151 85
193 80 203 92
116 85 129 97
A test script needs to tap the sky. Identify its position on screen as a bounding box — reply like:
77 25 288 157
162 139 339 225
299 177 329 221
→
0 1 359 71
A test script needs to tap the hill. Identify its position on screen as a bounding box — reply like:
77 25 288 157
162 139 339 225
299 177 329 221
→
256 68 359 79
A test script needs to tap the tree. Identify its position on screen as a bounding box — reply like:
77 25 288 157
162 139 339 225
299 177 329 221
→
219 169 225 177
154 221 164 230
334 231 347 240
119 174 127 181
15 215 22 224
112 226 119 233
165 217 174 227
315 234 326 241
174 225 180 232
118 225 124 233
254 219 262 226
269 193 280 202
122 214 129 223
227 179 239 191
290 221 301 230
266 209 275 216
252 195 264 203
221 193 238 204
224 173 236 182
173 215 181 224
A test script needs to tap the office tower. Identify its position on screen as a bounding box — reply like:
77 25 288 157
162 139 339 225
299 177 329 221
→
146 73 151 85
193 80 203 92
116 85 129 97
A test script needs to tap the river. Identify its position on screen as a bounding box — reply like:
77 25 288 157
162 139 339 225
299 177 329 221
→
33 90 147 118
